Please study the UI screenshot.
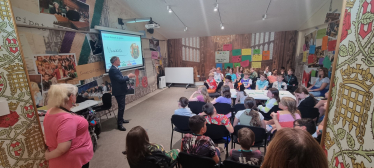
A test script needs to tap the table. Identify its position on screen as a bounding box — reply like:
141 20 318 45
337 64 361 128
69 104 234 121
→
230 89 296 100
37 100 101 113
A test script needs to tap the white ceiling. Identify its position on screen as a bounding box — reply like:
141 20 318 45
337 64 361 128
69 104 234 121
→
124 0 329 39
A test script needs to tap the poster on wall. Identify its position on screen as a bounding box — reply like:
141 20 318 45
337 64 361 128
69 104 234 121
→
215 51 230 63
33 54 78 83
127 78 136 95
324 12 340 23
326 19 340 38
149 38 159 51
86 33 103 55
38 0 90 31
304 31 316 51
29 74 44 107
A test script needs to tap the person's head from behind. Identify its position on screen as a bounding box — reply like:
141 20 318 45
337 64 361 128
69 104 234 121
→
279 97 298 116
276 74 284 82
318 67 328 78
198 86 210 102
260 73 267 81
179 97 189 108
237 128 255 150
189 115 207 135
272 69 277 75
244 97 256 110
126 126 150 166
225 75 232 83
234 82 245 92
288 68 295 75
294 119 316 135
110 56 120 67
47 84 78 110
294 87 310 100
202 103 216 116
208 73 214 80
267 88 280 102
221 85 231 98
262 128 328 168
44 74 50 81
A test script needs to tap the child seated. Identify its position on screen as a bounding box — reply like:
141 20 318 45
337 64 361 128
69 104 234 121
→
174 97 195 117
181 115 220 164
269 97 301 130
224 75 234 89
205 73 217 93
255 74 269 90
229 128 263 165
258 88 280 114
272 74 287 91
240 70 252 89
233 97 266 129
234 82 247 104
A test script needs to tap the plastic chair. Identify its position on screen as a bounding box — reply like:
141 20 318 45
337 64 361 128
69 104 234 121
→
234 104 245 113
204 124 230 157
222 159 261 168
231 125 268 154
188 101 206 115
259 105 280 121
92 93 115 126
129 156 178 168
177 152 219 168
170 115 191 150
213 103 232 115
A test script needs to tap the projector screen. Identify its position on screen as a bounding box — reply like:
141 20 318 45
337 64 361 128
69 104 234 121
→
101 31 143 72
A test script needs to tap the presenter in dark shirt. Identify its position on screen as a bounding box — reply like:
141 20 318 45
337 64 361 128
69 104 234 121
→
109 56 135 131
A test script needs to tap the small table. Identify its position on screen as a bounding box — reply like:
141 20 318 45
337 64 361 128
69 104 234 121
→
230 89 296 100
71 100 99 112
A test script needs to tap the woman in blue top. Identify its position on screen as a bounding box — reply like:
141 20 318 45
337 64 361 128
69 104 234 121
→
256 74 269 90
308 68 330 97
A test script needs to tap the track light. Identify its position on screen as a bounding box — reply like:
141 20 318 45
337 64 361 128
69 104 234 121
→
214 4 218 12
184 27 188 31
220 23 224 30
262 14 267 20
167 6 172 13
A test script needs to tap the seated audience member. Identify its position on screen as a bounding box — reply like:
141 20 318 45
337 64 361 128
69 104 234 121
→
284 68 298 92
269 97 301 129
202 103 234 134
181 115 220 164
272 74 287 91
189 86 210 103
264 66 271 76
234 82 247 104
174 97 195 117
204 73 218 93
226 67 237 82
267 69 277 84
229 128 263 165
126 126 179 167
293 119 316 135
279 66 286 76
233 97 266 128
308 68 330 97
294 87 317 116
213 67 224 91
314 92 329 117
249 68 258 79
240 70 252 89
236 66 245 79
261 128 328 168
258 88 279 114
224 75 234 89
211 85 231 105
255 74 269 90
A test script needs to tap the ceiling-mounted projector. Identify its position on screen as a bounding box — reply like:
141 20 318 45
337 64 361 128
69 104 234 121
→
145 23 160 29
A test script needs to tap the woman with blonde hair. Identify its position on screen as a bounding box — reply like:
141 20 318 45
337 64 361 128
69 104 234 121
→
30 82 43 107
268 97 301 130
43 84 93 168
189 86 211 103
261 128 328 168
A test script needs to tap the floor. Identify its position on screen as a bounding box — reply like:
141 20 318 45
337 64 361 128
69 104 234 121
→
90 87 229 168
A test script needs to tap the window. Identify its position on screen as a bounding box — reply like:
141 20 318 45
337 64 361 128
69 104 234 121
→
182 37 200 62
251 32 275 59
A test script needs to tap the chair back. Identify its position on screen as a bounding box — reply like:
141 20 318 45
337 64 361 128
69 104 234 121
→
261 105 280 120
214 103 232 115
171 115 191 131
300 107 320 120
233 125 267 144
204 124 230 140
222 160 260 168
234 104 245 113
188 101 206 115
102 93 112 108
250 78 257 90
178 152 218 168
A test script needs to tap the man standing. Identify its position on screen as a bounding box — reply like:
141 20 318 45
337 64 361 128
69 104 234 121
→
109 56 135 131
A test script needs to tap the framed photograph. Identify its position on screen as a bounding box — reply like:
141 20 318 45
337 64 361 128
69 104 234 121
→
126 78 135 95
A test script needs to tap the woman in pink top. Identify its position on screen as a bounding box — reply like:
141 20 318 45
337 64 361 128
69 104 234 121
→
189 86 211 103
269 97 301 131
43 84 93 168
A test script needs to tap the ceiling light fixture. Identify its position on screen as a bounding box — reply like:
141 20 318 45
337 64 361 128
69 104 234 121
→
167 6 172 13
220 23 224 30
262 0 272 21
184 27 188 31
214 4 219 12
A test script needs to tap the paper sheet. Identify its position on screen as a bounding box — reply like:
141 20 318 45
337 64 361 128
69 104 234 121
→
215 51 230 63
309 45 316 54
232 49 241 56
223 44 232 51
241 55 251 62
252 54 262 61
242 48 252 55
240 60 249 67
322 36 328 50
232 56 242 63
224 63 233 69
252 62 261 68
253 49 261 54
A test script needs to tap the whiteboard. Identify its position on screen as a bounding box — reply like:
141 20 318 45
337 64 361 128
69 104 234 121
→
165 67 194 84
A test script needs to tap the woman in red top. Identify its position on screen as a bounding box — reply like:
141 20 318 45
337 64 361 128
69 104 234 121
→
43 84 93 168
204 73 217 93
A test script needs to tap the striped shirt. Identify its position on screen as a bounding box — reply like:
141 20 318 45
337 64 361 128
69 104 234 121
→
277 113 301 128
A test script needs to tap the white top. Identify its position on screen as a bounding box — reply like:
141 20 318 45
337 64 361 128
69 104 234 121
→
214 72 224 83
230 89 296 100
235 109 264 125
